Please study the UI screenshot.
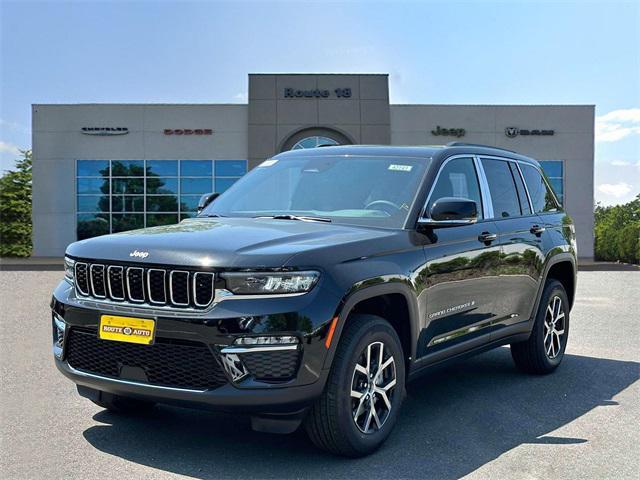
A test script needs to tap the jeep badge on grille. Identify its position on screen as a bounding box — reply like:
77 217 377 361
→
129 250 149 259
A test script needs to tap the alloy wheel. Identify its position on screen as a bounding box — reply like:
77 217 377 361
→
350 341 397 434
544 295 566 359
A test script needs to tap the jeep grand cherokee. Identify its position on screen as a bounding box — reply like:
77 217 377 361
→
51 143 577 456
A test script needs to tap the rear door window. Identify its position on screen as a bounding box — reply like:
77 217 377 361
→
480 158 521 219
520 163 560 213
509 162 532 215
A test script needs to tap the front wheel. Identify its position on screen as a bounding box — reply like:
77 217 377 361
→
304 314 405 457
511 279 570 374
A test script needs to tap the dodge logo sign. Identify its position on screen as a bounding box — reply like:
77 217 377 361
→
81 127 129 136
164 129 213 135
505 127 554 138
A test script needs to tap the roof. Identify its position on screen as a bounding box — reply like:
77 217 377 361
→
273 144 539 165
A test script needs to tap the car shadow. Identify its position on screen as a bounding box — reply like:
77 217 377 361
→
82 349 639 479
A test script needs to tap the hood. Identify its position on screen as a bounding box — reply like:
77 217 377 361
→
66 217 403 268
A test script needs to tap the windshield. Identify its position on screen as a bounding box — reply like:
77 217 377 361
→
201 155 430 228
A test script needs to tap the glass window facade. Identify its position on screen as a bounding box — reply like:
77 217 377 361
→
76 159 247 240
539 161 564 204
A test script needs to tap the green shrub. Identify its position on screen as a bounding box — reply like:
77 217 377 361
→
594 194 640 264
0 149 32 257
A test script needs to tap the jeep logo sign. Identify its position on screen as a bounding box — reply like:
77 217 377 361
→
505 127 554 138
431 126 466 138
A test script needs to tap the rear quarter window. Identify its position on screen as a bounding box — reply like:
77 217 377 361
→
520 163 560 213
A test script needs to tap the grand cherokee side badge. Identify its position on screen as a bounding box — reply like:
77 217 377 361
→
129 250 149 259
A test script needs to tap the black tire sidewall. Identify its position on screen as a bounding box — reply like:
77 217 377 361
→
535 281 570 369
332 316 405 454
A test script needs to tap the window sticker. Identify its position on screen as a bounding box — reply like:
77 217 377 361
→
258 159 278 168
388 164 413 172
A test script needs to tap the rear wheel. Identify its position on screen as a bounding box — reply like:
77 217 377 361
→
91 391 155 413
304 314 405 457
511 279 570 374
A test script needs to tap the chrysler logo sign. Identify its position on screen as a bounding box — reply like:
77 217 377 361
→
505 127 554 138
81 127 129 136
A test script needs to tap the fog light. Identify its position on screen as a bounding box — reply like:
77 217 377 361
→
52 313 66 359
233 336 299 346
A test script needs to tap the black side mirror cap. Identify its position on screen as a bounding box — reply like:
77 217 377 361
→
418 197 478 228
197 192 220 214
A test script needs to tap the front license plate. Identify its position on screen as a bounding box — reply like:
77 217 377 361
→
99 315 155 345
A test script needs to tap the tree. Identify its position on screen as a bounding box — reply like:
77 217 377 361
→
0 149 32 257
594 194 640 264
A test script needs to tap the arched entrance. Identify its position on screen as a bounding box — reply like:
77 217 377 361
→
280 127 352 152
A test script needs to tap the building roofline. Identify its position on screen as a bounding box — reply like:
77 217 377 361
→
32 103 248 107
391 103 596 107
248 73 388 76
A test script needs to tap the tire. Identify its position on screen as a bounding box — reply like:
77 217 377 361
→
511 279 570 374
304 314 405 457
91 391 155 413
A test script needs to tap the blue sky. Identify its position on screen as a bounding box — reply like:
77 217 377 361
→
1 0 638 205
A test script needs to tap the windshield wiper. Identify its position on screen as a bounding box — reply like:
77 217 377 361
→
254 214 332 223
197 213 225 218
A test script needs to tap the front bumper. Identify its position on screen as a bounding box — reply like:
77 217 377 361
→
51 278 342 415
55 358 326 414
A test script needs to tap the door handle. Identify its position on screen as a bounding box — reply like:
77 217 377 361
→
530 225 546 235
478 232 497 243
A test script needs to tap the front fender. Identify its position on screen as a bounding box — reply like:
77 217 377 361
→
323 276 420 370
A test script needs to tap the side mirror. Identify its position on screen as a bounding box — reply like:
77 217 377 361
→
418 197 478 228
197 192 220 214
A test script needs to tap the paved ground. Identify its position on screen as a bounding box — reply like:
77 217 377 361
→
0 270 638 479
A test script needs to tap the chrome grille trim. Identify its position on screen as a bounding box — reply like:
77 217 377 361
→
89 264 106 299
147 269 167 305
106 266 125 300
75 262 90 296
126 267 145 303
193 272 215 307
70 260 224 310
169 270 190 306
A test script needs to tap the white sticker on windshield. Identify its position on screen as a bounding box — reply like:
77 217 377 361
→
259 159 278 167
388 164 413 172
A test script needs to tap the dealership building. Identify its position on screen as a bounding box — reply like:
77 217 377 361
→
32 73 595 258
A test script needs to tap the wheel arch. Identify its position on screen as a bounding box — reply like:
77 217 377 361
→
532 253 577 322
324 280 419 373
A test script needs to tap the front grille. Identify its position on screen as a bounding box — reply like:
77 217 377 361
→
241 350 300 381
66 328 227 390
74 261 215 309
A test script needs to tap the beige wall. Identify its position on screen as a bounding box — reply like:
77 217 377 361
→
391 104 595 258
32 104 247 256
248 74 390 169
31 95 594 259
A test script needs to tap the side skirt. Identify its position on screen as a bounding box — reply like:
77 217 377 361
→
407 331 531 382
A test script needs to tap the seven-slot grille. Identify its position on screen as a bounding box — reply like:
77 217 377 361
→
74 261 215 309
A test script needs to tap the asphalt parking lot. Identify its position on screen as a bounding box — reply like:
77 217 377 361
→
1 269 638 479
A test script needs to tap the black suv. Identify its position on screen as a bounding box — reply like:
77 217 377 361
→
52 144 577 456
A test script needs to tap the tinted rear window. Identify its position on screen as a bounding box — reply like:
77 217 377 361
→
520 163 559 213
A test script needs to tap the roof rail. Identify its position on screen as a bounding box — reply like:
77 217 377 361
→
446 142 516 154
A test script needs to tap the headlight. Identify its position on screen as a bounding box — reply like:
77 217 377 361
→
64 256 75 284
220 271 319 295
